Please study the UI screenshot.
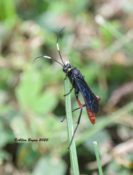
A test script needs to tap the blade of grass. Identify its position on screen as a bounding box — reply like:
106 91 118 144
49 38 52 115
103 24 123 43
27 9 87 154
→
93 141 104 175
64 78 80 175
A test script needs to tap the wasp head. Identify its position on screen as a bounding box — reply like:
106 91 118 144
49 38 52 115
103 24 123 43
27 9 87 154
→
63 62 72 73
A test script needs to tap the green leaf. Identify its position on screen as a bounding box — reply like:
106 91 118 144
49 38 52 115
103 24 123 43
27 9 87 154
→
16 66 57 114
33 156 66 175
0 121 13 147
11 116 30 138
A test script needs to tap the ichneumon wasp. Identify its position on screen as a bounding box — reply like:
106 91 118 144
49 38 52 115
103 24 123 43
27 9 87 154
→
35 37 100 148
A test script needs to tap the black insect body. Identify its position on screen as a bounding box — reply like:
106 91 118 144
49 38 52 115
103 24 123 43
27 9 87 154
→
35 42 100 148
63 63 99 124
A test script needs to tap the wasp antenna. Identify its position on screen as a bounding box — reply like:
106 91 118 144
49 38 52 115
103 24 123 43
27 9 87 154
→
33 55 51 62
43 55 52 59
56 36 65 65
43 55 63 66
44 55 63 66
56 42 60 51
33 55 63 66
33 56 43 62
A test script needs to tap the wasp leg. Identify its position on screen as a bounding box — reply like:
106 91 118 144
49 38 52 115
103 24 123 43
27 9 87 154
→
64 87 73 96
72 104 86 112
60 116 66 122
68 107 83 149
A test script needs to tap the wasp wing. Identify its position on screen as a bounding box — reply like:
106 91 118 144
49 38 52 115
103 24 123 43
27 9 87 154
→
75 77 99 113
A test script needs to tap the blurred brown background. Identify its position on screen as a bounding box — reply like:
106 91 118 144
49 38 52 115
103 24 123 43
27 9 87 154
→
0 0 133 175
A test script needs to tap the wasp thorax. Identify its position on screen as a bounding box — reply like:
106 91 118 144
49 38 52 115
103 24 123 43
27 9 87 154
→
63 63 72 73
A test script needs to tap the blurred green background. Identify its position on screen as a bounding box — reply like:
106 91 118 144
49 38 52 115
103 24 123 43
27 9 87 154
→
0 0 133 175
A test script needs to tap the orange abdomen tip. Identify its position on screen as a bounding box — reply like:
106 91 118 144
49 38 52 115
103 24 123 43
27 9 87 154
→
86 108 96 124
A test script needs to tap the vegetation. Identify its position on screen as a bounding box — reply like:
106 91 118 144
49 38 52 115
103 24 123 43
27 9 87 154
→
0 0 133 174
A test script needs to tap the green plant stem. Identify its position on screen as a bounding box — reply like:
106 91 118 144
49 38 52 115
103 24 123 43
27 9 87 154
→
64 78 80 175
93 141 104 175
